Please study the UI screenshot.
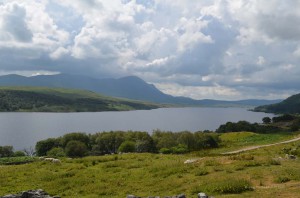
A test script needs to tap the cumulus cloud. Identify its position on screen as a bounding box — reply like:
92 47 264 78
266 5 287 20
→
0 3 33 43
0 0 299 100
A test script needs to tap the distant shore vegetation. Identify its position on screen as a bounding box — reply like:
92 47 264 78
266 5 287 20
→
0 87 161 112
1 114 299 159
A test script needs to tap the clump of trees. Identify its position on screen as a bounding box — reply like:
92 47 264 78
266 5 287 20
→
216 120 280 133
35 130 220 158
263 114 300 132
0 146 26 158
216 114 300 134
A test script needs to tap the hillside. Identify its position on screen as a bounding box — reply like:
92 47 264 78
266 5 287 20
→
0 74 281 107
0 87 161 112
254 93 300 114
1 131 300 198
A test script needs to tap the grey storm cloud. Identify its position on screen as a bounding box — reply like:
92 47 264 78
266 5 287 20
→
1 3 33 42
0 0 299 100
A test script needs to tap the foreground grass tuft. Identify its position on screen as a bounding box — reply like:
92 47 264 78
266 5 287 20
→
194 179 253 194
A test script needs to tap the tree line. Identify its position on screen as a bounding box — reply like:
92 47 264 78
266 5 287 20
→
2 114 299 159
216 114 300 133
35 130 220 158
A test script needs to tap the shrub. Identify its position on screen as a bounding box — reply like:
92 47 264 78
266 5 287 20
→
267 159 281 166
274 176 290 183
171 144 188 154
65 140 88 158
47 147 65 157
195 169 209 176
205 179 252 194
159 148 172 154
13 151 26 157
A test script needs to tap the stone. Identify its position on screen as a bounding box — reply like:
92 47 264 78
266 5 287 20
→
0 190 58 198
198 192 208 198
127 195 141 198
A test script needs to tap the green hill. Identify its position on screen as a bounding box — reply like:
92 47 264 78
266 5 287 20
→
254 93 300 114
0 87 161 112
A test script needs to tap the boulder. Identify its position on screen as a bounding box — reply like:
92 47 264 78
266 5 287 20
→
198 192 208 198
0 190 60 198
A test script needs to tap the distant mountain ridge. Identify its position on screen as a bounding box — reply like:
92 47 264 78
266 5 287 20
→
0 74 281 107
0 86 161 112
254 93 300 114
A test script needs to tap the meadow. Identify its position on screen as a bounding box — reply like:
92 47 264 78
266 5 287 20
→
1 132 300 197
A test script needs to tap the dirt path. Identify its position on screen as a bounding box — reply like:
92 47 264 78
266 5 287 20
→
221 136 300 155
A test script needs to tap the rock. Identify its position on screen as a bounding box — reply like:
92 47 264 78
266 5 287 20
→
285 154 297 159
198 192 208 198
0 190 59 198
184 159 198 164
127 195 141 198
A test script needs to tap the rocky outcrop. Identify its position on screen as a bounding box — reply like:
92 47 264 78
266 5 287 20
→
1 189 60 198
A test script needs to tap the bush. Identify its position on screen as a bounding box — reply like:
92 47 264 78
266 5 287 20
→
47 147 65 157
118 141 135 153
159 148 172 154
274 176 290 183
171 144 188 154
203 179 253 194
13 151 26 157
195 169 209 176
65 140 88 158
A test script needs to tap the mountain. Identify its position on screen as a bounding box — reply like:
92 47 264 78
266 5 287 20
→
0 87 161 112
254 93 300 114
0 74 281 107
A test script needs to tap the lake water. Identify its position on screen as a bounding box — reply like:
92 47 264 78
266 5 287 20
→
0 107 273 150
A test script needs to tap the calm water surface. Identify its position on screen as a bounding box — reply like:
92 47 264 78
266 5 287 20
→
0 107 273 150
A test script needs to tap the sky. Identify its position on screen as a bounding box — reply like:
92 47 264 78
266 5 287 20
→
0 0 299 100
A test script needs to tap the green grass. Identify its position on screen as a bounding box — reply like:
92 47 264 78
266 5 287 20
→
0 156 35 165
1 132 300 197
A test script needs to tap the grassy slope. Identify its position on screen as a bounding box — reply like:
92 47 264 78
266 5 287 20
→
1 132 300 197
0 86 161 112
254 93 300 114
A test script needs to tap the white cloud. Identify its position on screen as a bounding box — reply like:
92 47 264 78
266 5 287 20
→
50 47 69 60
256 56 265 66
155 82 241 100
0 0 299 100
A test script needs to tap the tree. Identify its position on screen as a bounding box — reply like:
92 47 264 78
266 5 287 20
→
125 131 156 152
118 141 135 153
262 117 271 124
194 132 220 149
65 140 88 158
35 138 60 156
62 132 90 148
23 147 35 157
152 130 177 150
0 146 14 157
177 131 196 151
94 131 125 154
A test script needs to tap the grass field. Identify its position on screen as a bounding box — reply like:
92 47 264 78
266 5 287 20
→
1 132 300 197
